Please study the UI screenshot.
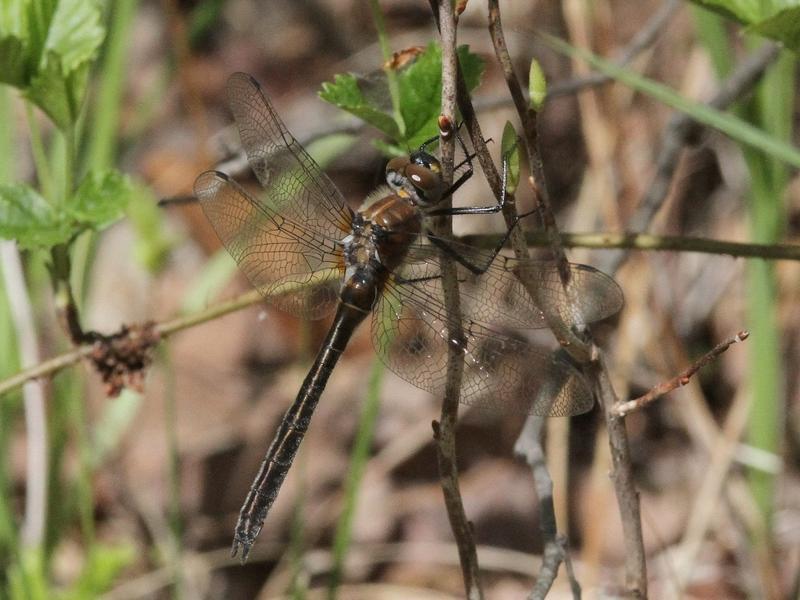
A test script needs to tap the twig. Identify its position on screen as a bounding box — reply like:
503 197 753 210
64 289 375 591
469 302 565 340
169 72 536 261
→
487 0 647 594
603 41 781 275
429 1 484 598
1 242 47 548
614 331 749 417
514 414 578 599
462 231 800 262
0 288 265 399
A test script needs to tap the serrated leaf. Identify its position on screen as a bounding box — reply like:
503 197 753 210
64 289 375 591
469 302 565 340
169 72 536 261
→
501 121 520 195
528 58 547 110
68 170 134 230
399 43 484 149
320 43 484 151
0 0 104 128
44 0 104 73
319 73 402 139
0 183 71 249
25 50 89 129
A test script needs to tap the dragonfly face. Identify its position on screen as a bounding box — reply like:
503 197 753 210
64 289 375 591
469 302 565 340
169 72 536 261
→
385 151 447 207
194 72 624 561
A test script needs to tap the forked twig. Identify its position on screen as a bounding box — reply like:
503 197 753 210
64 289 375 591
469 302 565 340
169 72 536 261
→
486 0 646 595
614 331 750 417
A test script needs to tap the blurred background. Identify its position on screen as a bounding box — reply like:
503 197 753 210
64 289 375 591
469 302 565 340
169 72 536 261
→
1 0 799 598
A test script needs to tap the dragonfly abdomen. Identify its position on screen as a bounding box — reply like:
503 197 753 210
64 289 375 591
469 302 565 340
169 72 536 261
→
232 297 371 562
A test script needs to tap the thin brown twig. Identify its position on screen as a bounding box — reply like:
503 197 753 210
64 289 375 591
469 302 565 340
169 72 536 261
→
0 288 265 399
429 1 484 597
614 331 750 417
487 0 648 595
462 231 800 262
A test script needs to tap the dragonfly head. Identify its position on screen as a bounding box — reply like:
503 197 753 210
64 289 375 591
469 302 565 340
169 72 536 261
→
385 151 446 207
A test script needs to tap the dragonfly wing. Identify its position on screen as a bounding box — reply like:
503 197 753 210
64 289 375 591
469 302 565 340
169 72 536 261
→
403 238 623 329
195 171 342 319
225 72 354 240
371 277 594 416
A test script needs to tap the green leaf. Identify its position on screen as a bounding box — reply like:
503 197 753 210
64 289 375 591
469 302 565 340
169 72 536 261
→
749 7 800 50
44 0 105 74
319 73 402 140
689 0 800 51
528 58 547 110
68 170 134 230
501 121 520 195
0 183 71 249
0 35 28 87
0 0 105 128
539 32 800 168
399 43 484 149
320 43 484 151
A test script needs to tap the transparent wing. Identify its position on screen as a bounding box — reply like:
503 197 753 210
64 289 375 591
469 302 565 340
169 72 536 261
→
226 72 354 239
371 277 594 416
401 236 624 330
194 171 343 319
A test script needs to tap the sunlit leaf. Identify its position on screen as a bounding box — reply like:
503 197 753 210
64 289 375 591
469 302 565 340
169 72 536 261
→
0 183 71 249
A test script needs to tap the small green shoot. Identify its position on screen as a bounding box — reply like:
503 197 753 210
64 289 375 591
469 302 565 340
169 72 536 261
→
528 58 547 110
501 122 521 196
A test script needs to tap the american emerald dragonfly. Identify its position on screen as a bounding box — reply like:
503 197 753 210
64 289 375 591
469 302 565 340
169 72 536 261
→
194 72 623 561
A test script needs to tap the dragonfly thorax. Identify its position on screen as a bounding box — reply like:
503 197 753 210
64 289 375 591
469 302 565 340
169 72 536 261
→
342 191 421 294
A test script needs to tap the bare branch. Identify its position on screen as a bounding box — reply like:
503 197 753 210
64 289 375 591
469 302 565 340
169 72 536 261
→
614 331 750 417
429 1 484 598
461 231 800 262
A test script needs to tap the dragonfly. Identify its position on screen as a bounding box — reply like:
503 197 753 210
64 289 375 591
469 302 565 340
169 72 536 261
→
194 72 623 562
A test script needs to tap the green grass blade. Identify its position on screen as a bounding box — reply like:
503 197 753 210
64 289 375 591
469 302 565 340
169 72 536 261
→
84 0 139 171
538 32 800 168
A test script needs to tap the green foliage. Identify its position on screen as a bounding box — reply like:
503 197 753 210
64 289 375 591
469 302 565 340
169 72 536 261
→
0 183 71 248
0 0 105 130
0 171 135 250
689 0 800 50
319 43 484 152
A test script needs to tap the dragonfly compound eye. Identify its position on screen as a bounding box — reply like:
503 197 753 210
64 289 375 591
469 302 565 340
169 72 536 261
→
405 163 444 205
